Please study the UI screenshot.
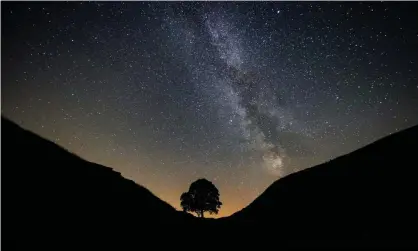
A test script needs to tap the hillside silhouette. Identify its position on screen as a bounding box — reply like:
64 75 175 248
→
3 116 418 248
226 124 418 241
1 117 197 249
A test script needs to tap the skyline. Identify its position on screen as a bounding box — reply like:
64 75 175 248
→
2 2 418 217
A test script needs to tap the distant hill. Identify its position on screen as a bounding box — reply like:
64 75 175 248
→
4 115 418 248
227 124 418 240
1 117 195 249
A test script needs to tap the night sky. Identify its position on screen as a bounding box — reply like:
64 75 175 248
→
2 2 418 217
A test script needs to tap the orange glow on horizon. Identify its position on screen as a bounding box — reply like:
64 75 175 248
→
117 166 268 218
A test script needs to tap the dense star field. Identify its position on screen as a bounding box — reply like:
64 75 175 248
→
2 2 418 217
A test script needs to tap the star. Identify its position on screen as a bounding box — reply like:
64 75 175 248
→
2 1 417 217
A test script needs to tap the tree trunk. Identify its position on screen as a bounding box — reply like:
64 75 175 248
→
201 210 204 218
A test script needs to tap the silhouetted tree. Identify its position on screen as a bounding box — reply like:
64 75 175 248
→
180 178 222 218
180 192 192 212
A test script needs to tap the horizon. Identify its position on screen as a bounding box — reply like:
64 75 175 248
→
2 2 418 218
3 114 416 218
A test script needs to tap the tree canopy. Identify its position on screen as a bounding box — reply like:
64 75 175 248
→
180 178 222 218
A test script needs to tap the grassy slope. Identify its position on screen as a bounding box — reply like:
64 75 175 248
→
226 124 418 240
2 117 195 249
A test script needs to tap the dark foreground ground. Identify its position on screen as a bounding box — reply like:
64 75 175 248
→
2 116 418 249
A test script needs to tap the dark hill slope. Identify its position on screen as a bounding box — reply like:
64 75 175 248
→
227 125 418 240
1 117 194 249
4 115 418 247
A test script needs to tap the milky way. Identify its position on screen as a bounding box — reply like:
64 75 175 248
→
170 9 298 176
2 2 418 216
